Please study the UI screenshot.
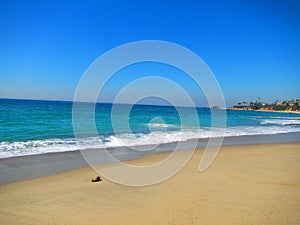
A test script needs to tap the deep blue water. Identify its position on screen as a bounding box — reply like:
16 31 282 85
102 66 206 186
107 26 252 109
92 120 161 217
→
0 98 299 158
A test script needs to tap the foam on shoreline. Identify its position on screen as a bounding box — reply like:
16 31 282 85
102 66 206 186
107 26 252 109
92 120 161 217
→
1 132 299 184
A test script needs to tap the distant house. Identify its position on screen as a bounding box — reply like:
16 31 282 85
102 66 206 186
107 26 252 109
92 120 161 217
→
276 101 283 106
282 101 290 106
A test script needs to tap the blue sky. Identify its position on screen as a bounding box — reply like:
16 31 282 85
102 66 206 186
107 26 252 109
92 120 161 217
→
0 0 299 107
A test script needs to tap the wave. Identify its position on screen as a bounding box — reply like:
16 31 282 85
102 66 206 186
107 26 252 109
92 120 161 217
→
260 118 300 126
1 125 300 158
146 123 176 128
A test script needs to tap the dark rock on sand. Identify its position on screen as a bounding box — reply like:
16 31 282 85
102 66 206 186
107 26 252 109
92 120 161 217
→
91 176 102 182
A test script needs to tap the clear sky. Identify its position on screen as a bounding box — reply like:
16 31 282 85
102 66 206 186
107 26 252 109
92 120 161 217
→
0 0 299 107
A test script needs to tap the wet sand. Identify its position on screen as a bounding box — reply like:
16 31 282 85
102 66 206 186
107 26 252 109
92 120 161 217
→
0 143 300 224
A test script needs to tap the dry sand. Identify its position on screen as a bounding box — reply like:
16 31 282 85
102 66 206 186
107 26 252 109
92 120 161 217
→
1 143 300 224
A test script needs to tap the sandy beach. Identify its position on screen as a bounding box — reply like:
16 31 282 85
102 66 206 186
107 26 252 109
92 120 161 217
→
229 108 300 114
1 142 300 224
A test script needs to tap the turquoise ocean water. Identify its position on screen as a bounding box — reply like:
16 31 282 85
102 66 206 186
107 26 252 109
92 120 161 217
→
0 98 300 158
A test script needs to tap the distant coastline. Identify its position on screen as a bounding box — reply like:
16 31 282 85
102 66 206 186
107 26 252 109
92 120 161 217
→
230 98 300 114
229 107 300 114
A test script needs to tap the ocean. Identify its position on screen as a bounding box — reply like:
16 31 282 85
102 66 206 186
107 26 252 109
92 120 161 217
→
0 98 300 159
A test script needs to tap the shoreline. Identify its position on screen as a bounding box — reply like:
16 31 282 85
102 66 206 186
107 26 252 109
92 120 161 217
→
229 107 300 114
1 132 300 185
1 142 300 224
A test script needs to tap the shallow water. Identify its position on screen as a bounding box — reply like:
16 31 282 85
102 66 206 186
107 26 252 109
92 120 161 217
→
0 98 299 158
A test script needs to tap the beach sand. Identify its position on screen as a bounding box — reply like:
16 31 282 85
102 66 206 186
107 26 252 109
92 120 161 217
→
1 143 300 224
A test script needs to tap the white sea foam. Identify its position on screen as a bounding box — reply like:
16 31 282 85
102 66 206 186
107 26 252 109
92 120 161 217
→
147 123 172 128
1 125 300 158
260 118 300 126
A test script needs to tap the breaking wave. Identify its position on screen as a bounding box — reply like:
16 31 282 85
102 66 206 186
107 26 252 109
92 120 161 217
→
1 125 300 158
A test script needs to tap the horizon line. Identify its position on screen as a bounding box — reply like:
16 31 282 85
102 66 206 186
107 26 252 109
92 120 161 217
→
0 97 219 109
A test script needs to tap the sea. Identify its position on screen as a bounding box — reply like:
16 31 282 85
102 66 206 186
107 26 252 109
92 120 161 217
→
0 98 300 159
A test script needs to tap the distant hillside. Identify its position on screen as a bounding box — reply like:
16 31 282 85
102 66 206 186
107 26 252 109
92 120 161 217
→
231 99 300 113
